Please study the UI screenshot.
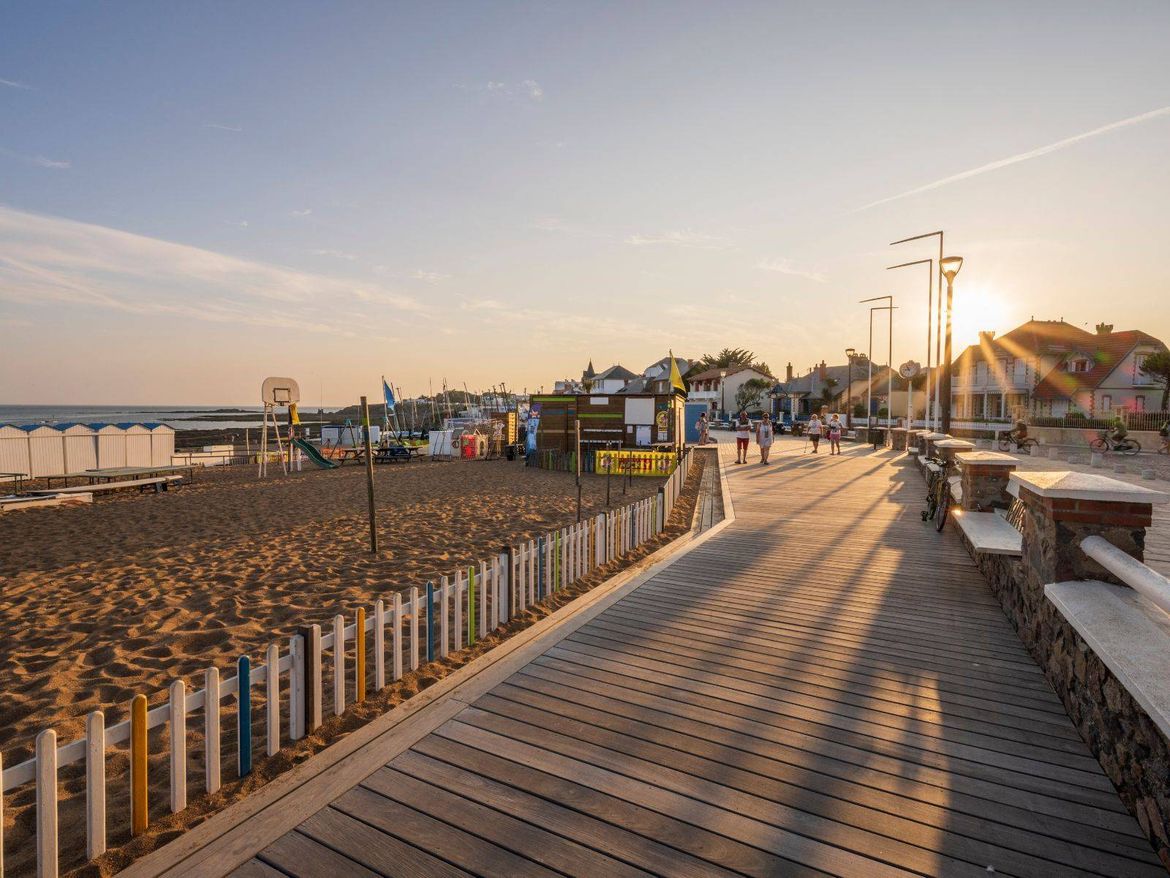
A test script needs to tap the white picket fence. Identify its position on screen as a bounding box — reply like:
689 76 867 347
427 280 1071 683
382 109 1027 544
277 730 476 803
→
1 449 691 877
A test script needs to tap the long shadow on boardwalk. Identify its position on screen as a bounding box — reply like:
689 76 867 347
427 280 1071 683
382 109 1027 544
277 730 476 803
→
237 438 1162 878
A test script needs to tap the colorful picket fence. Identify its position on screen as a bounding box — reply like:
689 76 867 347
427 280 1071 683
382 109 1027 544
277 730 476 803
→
527 447 682 476
0 449 692 877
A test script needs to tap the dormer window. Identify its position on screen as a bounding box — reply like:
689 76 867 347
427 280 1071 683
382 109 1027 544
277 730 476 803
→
1065 358 1091 373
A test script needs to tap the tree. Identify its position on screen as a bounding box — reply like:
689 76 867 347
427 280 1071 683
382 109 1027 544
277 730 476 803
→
690 348 773 379
1139 350 1170 411
735 378 772 413
818 378 839 408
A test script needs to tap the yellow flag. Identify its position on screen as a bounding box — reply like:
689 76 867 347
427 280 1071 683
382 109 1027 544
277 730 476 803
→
669 350 686 394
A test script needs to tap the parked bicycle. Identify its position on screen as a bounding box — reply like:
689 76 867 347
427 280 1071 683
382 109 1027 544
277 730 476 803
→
1089 431 1141 455
920 455 951 532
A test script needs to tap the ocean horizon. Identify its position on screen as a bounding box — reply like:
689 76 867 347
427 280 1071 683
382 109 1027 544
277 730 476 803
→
0 404 333 430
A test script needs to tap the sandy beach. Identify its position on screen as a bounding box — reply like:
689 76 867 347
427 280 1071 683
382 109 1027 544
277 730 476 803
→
0 454 701 875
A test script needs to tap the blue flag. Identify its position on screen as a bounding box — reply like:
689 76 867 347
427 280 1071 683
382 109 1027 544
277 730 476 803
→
382 377 396 411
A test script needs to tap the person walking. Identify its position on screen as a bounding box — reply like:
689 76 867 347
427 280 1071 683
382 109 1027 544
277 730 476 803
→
734 410 752 464
697 411 710 445
828 414 843 455
756 412 774 464
807 414 822 453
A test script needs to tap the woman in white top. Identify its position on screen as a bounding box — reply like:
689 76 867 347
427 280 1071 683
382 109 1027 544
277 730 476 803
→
756 412 774 464
807 414 822 453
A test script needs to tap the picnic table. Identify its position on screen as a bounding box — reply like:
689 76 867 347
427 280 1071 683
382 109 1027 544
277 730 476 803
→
372 444 419 464
39 464 196 489
31 474 183 496
0 471 26 494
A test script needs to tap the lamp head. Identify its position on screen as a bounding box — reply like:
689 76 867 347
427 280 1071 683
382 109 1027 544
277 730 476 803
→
940 255 963 280
845 347 856 359
719 369 727 378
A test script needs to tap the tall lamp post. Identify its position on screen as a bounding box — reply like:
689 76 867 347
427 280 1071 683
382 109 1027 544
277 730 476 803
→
939 256 964 433
887 257 933 430
891 231 945 429
860 296 896 441
845 347 857 428
719 369 728 420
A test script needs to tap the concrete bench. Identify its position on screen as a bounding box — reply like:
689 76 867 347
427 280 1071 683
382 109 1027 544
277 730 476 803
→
32 475 182 496
954 510 1023 557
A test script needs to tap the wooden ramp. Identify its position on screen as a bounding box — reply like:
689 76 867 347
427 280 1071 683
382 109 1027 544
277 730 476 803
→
229 438 1160 877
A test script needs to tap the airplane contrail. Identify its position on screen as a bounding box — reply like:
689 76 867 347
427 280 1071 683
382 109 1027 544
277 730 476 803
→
855 105 1170 212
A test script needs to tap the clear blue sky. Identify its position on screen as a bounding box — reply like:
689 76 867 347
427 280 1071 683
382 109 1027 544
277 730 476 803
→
3 2 1168 404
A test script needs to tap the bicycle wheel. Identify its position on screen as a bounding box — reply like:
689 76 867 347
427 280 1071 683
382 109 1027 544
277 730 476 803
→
997 437 1011 452
934 482 950 532
1021 438 1038 455
1089 438 1107 452
1120 439 1141 455
923 480 938 522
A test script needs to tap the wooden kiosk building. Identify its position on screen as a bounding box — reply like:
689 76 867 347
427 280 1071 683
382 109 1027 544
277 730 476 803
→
527 391 685 474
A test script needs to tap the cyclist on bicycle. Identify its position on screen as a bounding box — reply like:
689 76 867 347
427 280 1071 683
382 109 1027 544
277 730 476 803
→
1110 416 1128 444
1008 418 1028 446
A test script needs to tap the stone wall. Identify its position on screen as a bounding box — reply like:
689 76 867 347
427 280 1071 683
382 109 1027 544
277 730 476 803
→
1041 602 1170 868
942 466 1170 869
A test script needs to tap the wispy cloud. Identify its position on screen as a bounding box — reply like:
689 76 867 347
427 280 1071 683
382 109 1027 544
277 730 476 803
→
756 257 827 283
310 248 357 260
856 105 1170 212
458 79 545 103
290 208 312 217
0 78 33 90
625 230 731 250
461 297 504 311
224 219 249 228
204 123 243 132
0 206 423 339
0 148 71 170
412 269 450 284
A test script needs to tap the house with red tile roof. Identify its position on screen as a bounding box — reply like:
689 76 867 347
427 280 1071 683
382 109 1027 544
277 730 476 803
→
950 319 1167 419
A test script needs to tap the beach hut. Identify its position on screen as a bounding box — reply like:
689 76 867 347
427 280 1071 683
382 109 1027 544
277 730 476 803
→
93 424 127 469
147 423 175 465
123 423 152 467
26 425 66 477
0 424 32 477
62 423 98 472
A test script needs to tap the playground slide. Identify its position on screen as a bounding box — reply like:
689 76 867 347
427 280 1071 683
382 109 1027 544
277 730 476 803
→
292 437 339 469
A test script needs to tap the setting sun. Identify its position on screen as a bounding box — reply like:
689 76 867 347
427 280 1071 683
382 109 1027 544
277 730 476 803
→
949 283 1012 350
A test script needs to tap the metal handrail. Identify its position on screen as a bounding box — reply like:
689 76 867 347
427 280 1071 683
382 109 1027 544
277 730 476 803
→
1081 535 1170 616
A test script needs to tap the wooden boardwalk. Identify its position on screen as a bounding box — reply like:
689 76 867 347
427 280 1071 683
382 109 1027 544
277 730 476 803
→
228 437 1161 877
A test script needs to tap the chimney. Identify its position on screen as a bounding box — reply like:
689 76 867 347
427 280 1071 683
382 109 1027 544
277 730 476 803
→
786 362 793 382
818 360 827 380
979 330 996 344
1096 323 1113 335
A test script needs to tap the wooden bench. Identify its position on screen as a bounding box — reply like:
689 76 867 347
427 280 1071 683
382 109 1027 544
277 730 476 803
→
954 510 1023 557
31 475 183 496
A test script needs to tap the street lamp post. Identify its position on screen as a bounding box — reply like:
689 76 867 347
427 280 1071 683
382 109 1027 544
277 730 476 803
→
939 256 964 433
845 347 857 428
719 369 728 420
860 296 896 441
887 257 934 430
891 231 945 430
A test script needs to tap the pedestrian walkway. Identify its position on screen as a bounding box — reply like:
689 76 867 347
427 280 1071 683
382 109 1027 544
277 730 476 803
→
219 437 1163 876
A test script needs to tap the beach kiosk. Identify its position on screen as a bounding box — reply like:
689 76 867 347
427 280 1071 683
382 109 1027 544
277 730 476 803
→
26 425 66 478
0 424 32 478
123 423 153 467
148 423 175 466
94 423 127 469
62 423 98 472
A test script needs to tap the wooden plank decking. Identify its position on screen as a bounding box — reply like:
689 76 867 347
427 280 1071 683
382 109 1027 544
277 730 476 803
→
230 437 1161 877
